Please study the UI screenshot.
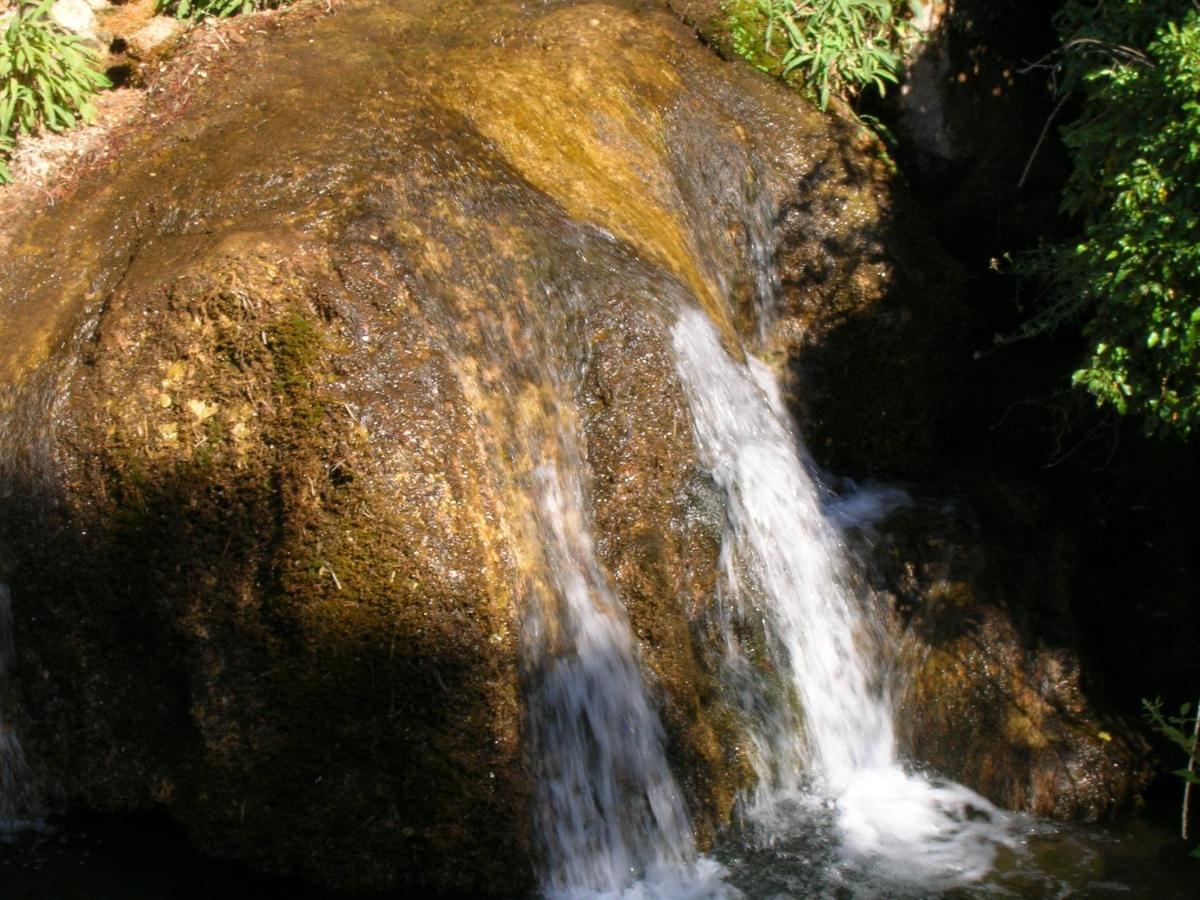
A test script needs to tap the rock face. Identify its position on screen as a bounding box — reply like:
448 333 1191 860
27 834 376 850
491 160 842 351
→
0 0 1147 892
888 0 1069 257
0 0 911 889
871 499 1149 820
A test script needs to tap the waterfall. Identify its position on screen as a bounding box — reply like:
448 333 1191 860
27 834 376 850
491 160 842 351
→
671 307 1015 890
526 445 728 898
523 304 1016 896
672 310 894 791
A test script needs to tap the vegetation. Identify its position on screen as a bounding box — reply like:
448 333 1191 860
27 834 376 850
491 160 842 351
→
727 0 918 109
1143 698 1200 854
1032 1 1200 437
0 131 12 183
156 0 286 20
0 0 109 183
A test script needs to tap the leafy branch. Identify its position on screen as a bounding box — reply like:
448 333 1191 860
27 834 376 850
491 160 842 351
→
156 0 288 21
1143 697 1200 854
1020 1 1200 437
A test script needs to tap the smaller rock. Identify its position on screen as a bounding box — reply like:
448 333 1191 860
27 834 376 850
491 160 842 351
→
126 16 185 63
50 0 98 41
872 500 1151 821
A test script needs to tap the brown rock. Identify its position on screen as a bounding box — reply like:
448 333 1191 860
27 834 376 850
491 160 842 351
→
873 501 1150 820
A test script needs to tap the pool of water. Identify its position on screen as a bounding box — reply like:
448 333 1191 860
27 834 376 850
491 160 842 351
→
717 805 1196 899
1 808 1194 898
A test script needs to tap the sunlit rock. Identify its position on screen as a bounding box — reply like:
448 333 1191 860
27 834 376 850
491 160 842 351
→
0 0 1147 892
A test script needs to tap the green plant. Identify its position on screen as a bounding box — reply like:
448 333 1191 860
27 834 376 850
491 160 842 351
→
1143 697 1200 854
0 131 12 183
732 0 919 109
156 0 285 20
1 0 109 183
1030 2 1200 437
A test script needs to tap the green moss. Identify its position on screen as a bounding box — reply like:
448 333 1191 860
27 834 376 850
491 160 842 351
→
266 311 325 433
267 312 321 395
725 0 778 74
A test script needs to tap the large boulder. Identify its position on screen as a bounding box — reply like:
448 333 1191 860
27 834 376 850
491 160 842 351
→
0 0 921 889
0 0 1147 891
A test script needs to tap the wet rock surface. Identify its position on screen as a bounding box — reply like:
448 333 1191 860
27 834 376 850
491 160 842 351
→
871 498 1150 821
0 0 1149 890
0 0 910 888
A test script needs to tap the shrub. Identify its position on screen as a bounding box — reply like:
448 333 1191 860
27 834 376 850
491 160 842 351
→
0 131 12 183
728 0 919 109
156 0 286 20
1036 1 1200 437
1143 697 1200 854
0 0 109 183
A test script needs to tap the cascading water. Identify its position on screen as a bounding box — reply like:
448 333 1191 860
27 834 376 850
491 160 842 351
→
527 452 708 898
671 307 1017 892
521 302 1018 898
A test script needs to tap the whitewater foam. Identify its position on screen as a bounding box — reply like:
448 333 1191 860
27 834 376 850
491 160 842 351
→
671 307 1018 890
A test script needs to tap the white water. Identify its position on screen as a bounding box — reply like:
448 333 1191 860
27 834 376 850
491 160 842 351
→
671 308 1018 891
528 456 732 899
528 307 1019 897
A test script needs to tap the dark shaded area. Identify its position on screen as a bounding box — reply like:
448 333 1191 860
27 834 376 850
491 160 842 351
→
0 810 393 899
779 178 970 479
842 0 1200 824
0 347 531 894
105 64 134 89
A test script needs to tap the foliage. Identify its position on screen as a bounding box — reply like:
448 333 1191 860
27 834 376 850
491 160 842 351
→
156 0 284 20
728 0 777 75
0 131 12 183
1036 1 1200 437
0 0 109 183
1142 697 1200 855
728 0 919 109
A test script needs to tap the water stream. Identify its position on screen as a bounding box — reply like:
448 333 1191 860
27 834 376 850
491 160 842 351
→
528 455 702 898
526 301 1022 898
671 308 1017 893
533 299 1024 897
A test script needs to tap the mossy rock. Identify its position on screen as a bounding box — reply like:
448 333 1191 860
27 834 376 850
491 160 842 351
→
0 0 981 889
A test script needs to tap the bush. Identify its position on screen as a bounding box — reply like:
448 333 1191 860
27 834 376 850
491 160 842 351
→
156 0 286 20
0 0 109 183
728 0 918 109
0 131 12 183
1039 1 1200 437
1142 697 1200 855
